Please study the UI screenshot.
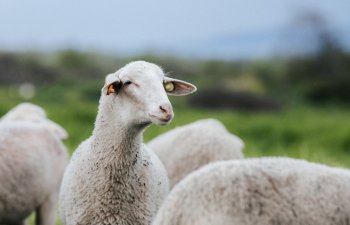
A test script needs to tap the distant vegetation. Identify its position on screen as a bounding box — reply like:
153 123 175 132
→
0 44 349 153
1 42 349 108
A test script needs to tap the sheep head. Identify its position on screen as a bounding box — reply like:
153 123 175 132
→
102 61 196 127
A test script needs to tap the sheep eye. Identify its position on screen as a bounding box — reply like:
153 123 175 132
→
164 82 175 92
124 81 132 86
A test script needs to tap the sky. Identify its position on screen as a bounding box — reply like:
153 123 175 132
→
0 0 350 59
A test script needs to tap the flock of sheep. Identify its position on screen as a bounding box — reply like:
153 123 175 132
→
0 61 349 225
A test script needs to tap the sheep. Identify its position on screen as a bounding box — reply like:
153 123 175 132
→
0 103 69 225
153 157 350 225
147 118 244 188
59 61 197 225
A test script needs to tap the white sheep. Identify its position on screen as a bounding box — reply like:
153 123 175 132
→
59 61 197 225
0 103 69 225
153 157 350 225
147 119 244 188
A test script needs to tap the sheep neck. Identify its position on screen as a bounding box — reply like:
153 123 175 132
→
91 103 145 168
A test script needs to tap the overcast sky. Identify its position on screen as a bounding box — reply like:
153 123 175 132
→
0 0 349 58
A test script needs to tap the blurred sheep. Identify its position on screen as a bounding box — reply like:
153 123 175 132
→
0 103 68 225
148 119 244 188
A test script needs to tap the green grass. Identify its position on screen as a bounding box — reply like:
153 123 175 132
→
146 106 350 167
2 83 350 167
1 83 350 165
1 83 350 224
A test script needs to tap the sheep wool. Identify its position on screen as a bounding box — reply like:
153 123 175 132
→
148 118 244 188
0 104 68 225
59 61 197 225
153 157 350 225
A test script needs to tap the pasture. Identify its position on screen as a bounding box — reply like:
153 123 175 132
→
1 82 349 167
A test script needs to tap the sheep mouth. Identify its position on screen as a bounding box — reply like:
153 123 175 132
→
148 114 172 125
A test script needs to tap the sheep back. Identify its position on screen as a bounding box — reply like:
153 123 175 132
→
148 119 244 188
153 157 350 225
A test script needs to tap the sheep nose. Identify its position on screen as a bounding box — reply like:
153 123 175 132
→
159 104 173 120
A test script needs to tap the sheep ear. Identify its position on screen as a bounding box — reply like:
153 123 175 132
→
102 73 121 95
163 77 197 96
106 83 118 95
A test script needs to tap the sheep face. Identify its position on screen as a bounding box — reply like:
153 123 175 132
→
102 61 196 127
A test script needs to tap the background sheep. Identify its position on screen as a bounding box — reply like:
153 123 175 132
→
59 61 196 225
0 103 69 225
147 118 244 188
153 157 350 225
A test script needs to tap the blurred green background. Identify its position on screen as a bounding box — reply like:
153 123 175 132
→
1 36 350 167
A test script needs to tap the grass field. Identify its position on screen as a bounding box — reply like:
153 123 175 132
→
1 83 350 167
1 82 350 224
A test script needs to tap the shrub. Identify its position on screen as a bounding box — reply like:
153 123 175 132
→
0 53 57 85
